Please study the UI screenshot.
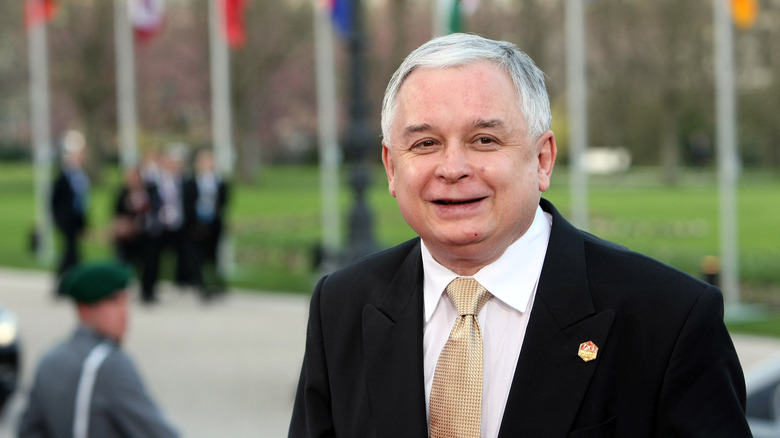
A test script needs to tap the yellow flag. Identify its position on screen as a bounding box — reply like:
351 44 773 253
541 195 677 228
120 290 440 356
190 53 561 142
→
732 0 758 29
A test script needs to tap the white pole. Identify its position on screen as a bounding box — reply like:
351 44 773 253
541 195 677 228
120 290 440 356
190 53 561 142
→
27 0 55 265
432 0 448 36
115 0 139 170
713 0 741 306
208 0 235 276
208 0 234 177
314 0 342 266
566 0 589 229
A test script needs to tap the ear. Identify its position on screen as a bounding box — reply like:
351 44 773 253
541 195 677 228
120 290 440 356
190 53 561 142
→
536 130 557 192
76 303 94 325
381 141 397 198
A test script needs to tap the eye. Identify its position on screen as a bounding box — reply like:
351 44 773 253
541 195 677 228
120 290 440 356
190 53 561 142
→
410 139 441 152
473 136 500 150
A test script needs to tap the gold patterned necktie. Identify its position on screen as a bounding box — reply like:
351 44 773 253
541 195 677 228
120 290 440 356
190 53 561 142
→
430 277 493 438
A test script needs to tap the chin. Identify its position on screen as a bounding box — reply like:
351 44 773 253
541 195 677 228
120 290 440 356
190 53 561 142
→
434 230 488 248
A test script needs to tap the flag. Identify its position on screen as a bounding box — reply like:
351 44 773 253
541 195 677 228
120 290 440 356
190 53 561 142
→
321 0 352 37
434 0 480 35
129 0 166 43
731 0 758 29
24 0 58 29
447 0 462 33
222 0 247 48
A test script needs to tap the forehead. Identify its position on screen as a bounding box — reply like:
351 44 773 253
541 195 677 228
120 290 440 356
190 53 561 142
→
393 62 524 130
99 290 128 307
398 62 518 105
404 60 510 88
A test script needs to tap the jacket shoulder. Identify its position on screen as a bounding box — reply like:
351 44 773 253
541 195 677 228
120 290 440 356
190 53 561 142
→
314 238 421 308
326 238 420 286
582 230 711 294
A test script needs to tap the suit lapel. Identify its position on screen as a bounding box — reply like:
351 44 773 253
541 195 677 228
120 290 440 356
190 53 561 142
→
362 240 429 438
499 200 615 437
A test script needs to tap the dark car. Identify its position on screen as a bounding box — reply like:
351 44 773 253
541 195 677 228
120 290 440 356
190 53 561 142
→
746 355 780 438
0 304 20 412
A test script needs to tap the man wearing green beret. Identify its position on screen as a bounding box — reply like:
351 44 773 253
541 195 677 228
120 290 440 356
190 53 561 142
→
18 261 179 438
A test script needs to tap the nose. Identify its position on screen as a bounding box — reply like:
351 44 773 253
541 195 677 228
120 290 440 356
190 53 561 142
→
435 143 473 183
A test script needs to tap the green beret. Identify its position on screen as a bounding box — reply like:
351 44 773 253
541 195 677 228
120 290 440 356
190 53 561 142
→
59 261 134 304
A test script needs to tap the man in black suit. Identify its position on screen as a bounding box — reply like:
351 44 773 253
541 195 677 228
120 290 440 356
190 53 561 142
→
141 143 189 303
183 148 229 299
289 33 751 437
51 130 90 279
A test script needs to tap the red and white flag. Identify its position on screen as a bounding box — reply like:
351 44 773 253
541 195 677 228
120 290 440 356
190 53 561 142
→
24 0 59 29
129 0 166 43
222 0 247 48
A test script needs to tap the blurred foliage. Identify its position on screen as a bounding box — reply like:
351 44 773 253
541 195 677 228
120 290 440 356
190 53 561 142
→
1 0 779 185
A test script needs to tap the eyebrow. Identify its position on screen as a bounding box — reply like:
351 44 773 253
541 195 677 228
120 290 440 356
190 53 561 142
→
473 119 504 129
402 124 432 138
403 119 504 135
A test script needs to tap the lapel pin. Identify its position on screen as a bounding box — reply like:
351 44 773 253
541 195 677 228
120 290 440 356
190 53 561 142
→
578 341 598 362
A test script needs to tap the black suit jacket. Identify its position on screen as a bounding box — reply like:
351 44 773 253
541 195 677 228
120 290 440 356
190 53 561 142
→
182 176 228 233
289 199 750 437
51 169 86 234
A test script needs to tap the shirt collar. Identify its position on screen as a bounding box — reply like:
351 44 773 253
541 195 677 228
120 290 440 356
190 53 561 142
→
422 205 552 322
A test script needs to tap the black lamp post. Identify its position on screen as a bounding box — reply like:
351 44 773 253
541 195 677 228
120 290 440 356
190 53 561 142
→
343 0 377 263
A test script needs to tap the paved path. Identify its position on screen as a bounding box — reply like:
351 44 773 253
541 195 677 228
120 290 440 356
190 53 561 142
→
0 268 308 438
0 267 778 437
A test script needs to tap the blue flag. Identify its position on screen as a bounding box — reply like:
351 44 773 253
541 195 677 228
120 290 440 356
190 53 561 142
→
328 0 352 37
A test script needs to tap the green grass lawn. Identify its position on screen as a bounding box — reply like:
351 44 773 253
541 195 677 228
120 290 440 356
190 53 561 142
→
2 161 780 333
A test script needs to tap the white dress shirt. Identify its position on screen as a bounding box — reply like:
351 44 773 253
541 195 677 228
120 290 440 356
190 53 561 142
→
422 205 552 438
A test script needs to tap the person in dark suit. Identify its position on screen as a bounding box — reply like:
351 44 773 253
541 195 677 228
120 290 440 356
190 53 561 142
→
51 130 90 279
183 148 229 300
289 33 751 437
112 167 160 277
141 144 189 303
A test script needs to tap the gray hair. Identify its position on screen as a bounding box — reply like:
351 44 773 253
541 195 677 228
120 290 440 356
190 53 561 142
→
381 33 551 147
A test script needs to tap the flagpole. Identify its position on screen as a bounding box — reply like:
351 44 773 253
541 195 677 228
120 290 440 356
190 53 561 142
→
209 0 235 277
209 0 235 177
27 0 55 265
713 0 741 308
314 0 342 270
115 0 139 170
565 0 589 229
432 0 447 35
343 0 377 262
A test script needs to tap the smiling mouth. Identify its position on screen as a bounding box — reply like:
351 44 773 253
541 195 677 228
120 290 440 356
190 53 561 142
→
434 197 486 205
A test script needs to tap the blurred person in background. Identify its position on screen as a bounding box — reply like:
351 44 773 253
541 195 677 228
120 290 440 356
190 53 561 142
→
141 143 191 304
183 148 229 300
18 261 179 438
140 149 162 187
112 167 161 278
289 33 750 437
50 130 90 283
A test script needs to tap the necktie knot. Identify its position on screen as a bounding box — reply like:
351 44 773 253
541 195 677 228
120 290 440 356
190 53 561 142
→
446 277 491 317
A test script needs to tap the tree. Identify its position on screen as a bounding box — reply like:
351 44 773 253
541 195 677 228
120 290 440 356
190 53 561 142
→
587 0 712 183
49 0 117 178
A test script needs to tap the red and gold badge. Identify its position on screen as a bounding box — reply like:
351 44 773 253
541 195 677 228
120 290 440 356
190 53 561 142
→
578 341 598 362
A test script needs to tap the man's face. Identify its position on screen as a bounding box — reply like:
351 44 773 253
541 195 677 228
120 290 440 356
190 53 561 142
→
85 291 130 343
382 61 556 273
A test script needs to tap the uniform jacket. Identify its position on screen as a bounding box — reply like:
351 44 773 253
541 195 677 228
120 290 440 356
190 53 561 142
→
19 326 178 438
289 199 750 437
